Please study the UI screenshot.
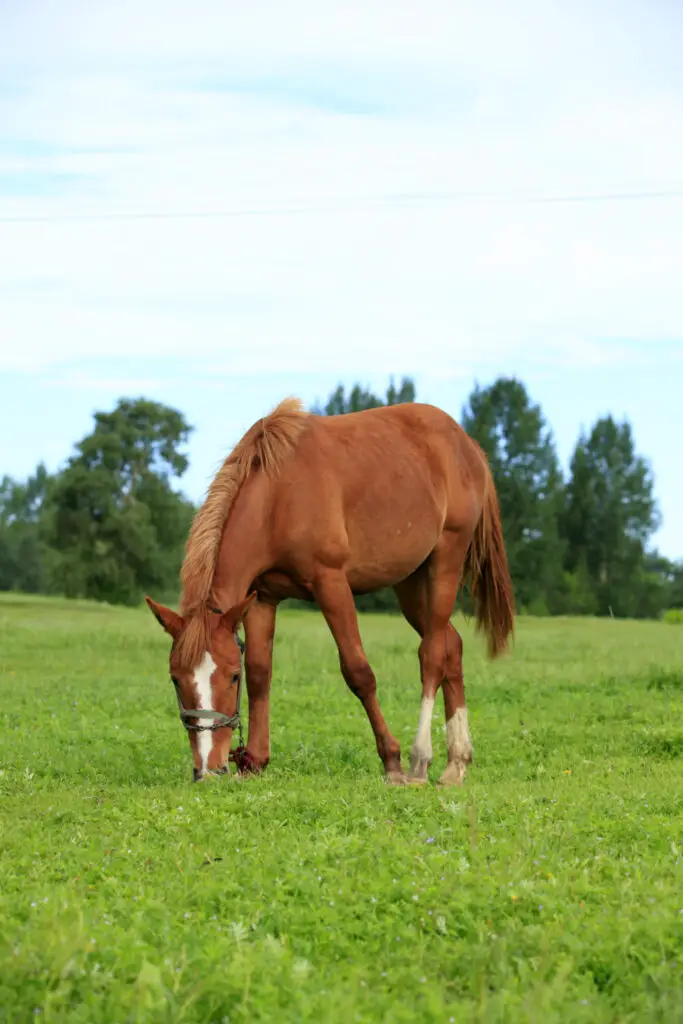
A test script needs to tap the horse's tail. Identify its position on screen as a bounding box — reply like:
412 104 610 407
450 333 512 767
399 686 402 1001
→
464 446 515 658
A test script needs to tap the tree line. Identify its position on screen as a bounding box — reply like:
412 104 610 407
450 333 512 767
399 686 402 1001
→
1 378 681 619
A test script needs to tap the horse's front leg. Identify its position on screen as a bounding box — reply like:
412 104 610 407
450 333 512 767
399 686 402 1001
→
236 599 277 775
313 569 405 784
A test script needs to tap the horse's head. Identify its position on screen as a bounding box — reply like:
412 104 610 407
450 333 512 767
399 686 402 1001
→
146 593 256 781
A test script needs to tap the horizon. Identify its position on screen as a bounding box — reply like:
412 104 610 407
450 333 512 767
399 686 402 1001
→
3 371 680 561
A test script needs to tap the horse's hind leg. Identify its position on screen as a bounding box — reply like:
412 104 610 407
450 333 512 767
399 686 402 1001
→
438 625 472 786
395 537 473 785
428 535 473 786
313 569 405 785
394 568 436 783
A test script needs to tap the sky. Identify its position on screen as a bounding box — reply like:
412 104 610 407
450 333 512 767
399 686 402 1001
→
0 0 682 558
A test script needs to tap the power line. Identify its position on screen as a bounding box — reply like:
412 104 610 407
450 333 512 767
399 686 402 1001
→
1 186 683 224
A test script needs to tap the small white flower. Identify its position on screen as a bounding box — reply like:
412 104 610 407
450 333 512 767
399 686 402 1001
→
292 958 310 979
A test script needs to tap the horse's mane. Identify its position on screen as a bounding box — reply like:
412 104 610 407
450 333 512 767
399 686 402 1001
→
176 397 309 666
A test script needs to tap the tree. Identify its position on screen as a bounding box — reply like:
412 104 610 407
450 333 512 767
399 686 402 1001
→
0 464 54 593
629 551 675 620
670 560 683 610
44 399 195 605
313 377 416 416
461 377 566 614
562 416 659 617
385 378 416 407
560 552 598 617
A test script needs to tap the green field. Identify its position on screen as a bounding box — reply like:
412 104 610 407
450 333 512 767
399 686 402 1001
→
0 595 682 1023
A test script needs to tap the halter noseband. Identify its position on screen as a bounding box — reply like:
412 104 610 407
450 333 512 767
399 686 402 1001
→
172 606 247 748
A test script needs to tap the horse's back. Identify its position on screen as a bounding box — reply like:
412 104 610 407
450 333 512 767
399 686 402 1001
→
308 402 484 510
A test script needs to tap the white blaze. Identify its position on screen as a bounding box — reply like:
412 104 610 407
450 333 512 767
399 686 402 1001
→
193 651 217 773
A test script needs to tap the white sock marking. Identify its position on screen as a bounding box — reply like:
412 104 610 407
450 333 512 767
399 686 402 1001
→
446 707 472 763
412 696 435 764
193 652 217 773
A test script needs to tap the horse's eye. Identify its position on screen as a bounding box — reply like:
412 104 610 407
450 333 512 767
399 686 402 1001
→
231 673 240 687
171 676 180 688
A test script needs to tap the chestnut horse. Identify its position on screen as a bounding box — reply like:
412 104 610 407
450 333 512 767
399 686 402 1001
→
147 398 514 784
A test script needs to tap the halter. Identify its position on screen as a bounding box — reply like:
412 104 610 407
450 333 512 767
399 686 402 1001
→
172 605 246 752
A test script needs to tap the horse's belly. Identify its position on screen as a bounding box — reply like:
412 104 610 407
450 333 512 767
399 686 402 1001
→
345 517 440 592
255 570 313 602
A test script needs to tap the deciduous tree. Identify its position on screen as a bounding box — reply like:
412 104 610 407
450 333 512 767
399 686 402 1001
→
45 399 195 605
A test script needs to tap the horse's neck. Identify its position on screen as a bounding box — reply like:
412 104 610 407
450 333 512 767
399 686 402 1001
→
211 474 271 608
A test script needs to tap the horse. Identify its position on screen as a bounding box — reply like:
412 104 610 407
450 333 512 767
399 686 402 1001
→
146 397 514 784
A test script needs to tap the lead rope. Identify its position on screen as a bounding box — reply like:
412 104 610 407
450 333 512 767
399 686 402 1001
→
235 633 245 751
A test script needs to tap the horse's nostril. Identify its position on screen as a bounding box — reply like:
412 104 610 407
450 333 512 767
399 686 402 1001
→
193 767 203 782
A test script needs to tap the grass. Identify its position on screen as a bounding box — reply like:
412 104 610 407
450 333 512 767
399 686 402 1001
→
1 594 682 1023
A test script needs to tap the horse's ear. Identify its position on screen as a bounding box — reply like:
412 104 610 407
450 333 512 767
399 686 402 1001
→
220 592 257 633
146 597 184 639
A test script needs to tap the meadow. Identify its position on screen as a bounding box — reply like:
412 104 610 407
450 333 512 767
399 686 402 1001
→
0 594 682 1023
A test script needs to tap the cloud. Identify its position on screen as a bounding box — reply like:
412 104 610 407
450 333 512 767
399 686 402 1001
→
0 0 680 558
0 0 682 383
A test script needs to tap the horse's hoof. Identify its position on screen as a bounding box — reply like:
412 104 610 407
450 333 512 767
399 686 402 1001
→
407 755 430 785
385 770 408 786
437 762 467 787
406 775 429 786
193 766 230 783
